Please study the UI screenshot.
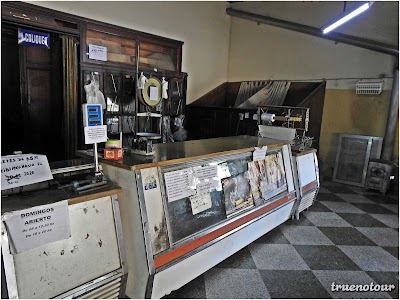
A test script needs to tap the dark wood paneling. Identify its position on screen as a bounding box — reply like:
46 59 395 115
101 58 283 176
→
190 82 227 107
226 82 241 107
186 106 258 140
2 2 79 35
1 26 23 155
298 81 326 148
187 80 325 143
284 82 320 107
2 25 64 161
26 46 51 64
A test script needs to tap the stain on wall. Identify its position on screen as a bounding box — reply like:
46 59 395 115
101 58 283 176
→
319 89 399 176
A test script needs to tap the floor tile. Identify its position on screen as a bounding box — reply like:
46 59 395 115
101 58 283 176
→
281 225 334 245
337 213 389 228
318 227 377 246
366 271 399 299
215 246 257 269
321 181 346 187
380 204 399 215
204 268 270 299
294 245 361 271
284 214 314 226
313 270 392 299
248 244 309 270
321 178 344 186
364 194 398 205
388 193 400 202
355 227 399 247
317 193 346 202
318 186 331 193
370 214 399 228
163 274 206 299
382 247 399 259
320 201 366 214
325 186 357 194
306 201 333 212
303 212 352 227
335 193 375 204
161 178 398 299
346 185 371 194
338 246 399 272
259 270 332 298
351 203 397 215
253 227 290 244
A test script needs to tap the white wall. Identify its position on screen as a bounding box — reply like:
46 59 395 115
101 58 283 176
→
227 17 398 171
30 1 231 103
227 17 395 90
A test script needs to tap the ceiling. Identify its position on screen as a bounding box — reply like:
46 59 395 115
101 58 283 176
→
229 1 399 46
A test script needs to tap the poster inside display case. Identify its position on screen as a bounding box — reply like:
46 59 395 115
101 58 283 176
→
222 173 254 216
248 151 287 206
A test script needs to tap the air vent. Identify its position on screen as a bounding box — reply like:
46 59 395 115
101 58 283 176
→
79 278 121 299
298 190 317 213
356 79 383 95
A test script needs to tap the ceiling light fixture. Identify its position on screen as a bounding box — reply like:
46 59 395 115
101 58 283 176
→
322 2 373 34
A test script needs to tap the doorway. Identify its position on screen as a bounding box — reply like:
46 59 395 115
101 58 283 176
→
1 24 65 162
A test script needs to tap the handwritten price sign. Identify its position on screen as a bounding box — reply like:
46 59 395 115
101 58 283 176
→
1 154 53 190
88 44 107 61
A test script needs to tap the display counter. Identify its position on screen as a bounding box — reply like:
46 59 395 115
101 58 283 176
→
1 185 127 299
78 136 301 298
291 149 320 219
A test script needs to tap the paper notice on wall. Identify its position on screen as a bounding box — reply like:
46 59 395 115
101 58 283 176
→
193 165 218 181
164 168 196 202
88 44 107 61
2 200 71 254
253 146 268 161
1 154 53 190
190 193 212 215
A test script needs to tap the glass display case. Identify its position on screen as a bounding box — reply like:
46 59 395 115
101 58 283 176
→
89 136 298 298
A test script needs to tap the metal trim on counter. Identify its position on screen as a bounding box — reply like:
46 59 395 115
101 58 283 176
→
155 198 296 274
135 171 157 276
153 192 296 270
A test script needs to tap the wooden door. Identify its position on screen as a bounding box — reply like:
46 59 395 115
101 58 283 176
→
1 25 65 162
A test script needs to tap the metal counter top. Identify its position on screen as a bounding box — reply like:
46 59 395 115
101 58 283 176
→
77 136 292 171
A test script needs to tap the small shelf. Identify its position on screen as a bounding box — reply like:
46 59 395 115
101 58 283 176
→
137 112 162 118
137 132 162 140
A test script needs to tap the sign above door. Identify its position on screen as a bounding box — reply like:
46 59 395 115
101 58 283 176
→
18 28 50 49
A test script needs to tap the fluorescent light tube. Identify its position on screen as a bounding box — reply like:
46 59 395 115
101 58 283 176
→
322 2 371 34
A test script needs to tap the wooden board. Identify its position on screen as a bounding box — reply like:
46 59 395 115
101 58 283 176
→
1 186 122 214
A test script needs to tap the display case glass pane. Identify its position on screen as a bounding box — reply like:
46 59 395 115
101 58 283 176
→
86 29 136 65
248 151 288 206
139 41 177 72
160 153 251 244
160 149 289 244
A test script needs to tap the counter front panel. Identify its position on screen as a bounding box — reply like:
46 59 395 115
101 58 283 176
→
136 145 296 272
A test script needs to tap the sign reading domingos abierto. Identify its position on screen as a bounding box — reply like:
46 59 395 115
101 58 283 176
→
2 201 71 254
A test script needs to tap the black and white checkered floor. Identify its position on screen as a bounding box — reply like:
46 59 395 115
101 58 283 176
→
163 179 399 299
